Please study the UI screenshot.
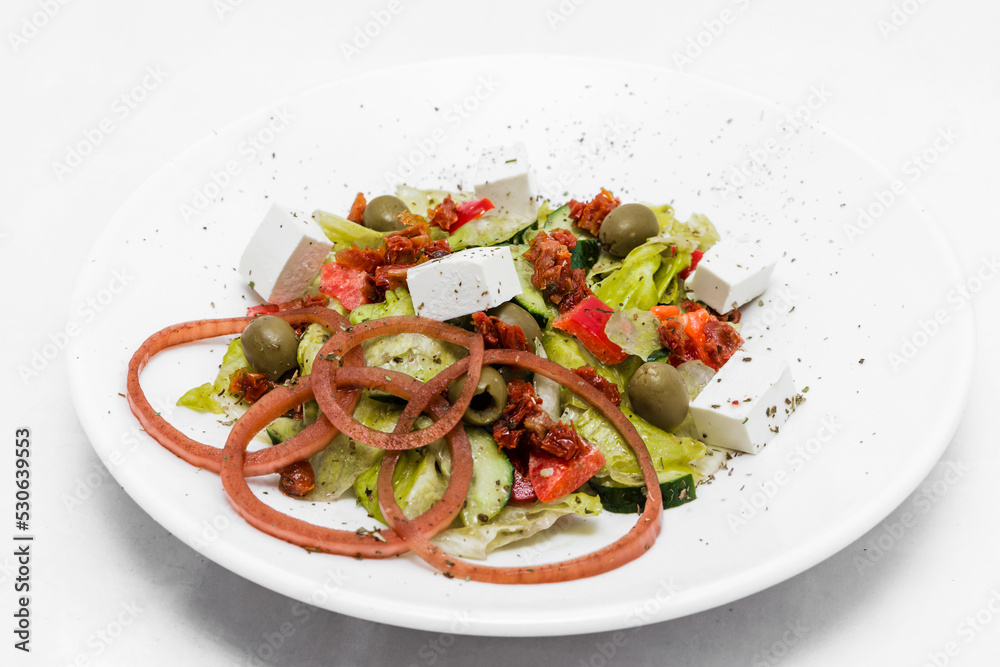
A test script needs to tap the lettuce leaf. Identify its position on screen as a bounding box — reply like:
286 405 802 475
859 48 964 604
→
309 396 403 501
348 287 414 324
431 493 602 560
296 323 331 376
447 212 537 251
312 209 385 251
605 308 662 359
176 338 249 414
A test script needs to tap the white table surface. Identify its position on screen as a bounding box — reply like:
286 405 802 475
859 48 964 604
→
3 1 999 664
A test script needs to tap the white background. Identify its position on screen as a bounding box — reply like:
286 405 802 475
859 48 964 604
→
2 0 999 665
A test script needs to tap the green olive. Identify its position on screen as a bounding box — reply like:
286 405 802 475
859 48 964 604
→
241 315 299 382
599 203 659 257
363 195 408 232
487 302 542 347
447 366 508 426
627 362 689 431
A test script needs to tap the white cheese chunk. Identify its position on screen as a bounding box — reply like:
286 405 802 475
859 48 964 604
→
689 351 796 454
689 240 778 314
473 143 538 222
239 204 333 304
406 246 523 321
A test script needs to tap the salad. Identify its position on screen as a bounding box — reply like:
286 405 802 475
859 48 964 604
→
127 150 793 584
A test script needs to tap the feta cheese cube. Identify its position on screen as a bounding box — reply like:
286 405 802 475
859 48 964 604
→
689 351 796 454
689 240 778 313
406 246 523 321
239 204 333 304
473 143 538 222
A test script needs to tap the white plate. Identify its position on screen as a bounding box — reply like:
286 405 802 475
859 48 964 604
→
67 55 974 636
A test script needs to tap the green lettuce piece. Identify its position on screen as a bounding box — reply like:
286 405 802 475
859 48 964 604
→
354 416 452 523
348 287 414 324
296 323 331 376
395 185 470 217
605 308 662 359
309 396 403 501
572 403 705 486
312 209 385 251
431 493 602 560
176 383 223 414
592 242 673 311
176 338 249 414
448 214 537 250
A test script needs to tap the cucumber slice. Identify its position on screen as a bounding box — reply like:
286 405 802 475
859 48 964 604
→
510 245 559 326
570 238 601 271
461 428 513 526
523 204 596 244
591 473 697 514
265 417 302 445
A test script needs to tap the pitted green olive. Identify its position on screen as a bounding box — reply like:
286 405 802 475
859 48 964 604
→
241 315 299 382
447 366 508 426
599 203 659 257
627 361 689 431
363 195 408 232
487 302 542 347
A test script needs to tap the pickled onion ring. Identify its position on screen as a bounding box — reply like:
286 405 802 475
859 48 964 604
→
219 368 472 557
311 316 483 451
377 348 662 583
126 307 362 475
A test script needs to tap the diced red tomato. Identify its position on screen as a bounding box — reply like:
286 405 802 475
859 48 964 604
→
528 441 606 503
678 249 704 281
319 262 370 311
454 198 495 228
649 305 680 322
246 304 280 317
552 295 628 365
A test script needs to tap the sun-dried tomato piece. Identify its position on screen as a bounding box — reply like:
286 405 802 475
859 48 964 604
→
335 246 385 274
421 239 451 260
384 233 421 266
523 231 592 313
427 195 460 232
549 228 577 250
538 422 585 460
471 312 529 352
372 264 410 290
572 366 622 407
347 192 367 224
657 317 701 367
567 188 620 236
701 318 744 369
279 460 316 497
228 368 275 404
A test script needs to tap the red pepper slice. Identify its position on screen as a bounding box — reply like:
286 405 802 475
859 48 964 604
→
453 198 495 229
528 441 606 503
552 295 628 365
678 249 704 281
